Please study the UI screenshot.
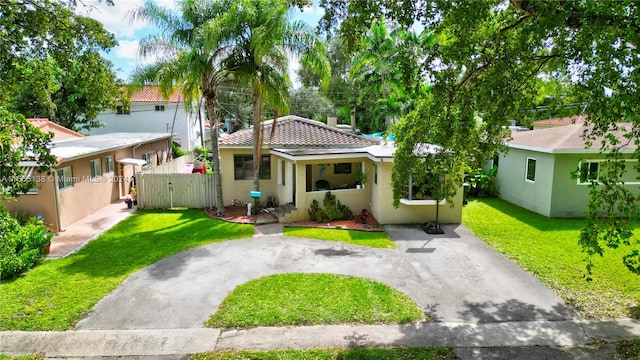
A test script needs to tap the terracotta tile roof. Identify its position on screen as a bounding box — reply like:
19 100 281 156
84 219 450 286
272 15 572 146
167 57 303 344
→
129 86 183 103
531 115 587 127
219 115 380 148
508 122 636 152
27 118 84 140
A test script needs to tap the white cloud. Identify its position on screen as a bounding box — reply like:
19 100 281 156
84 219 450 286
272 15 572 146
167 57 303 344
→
114 39 140 60
77 0 148 38
301 5 325 16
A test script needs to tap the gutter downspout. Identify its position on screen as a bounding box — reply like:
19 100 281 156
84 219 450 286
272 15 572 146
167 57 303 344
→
53 171 63 232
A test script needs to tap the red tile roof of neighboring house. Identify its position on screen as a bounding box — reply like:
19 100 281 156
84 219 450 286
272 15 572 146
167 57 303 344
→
27 118 84 140
531 115 587 127
129 86 183 103
509 122 636 153
219 115 380 148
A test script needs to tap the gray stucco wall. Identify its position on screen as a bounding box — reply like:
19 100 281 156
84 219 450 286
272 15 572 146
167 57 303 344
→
495 148 555 217
549 154 592 217
550 154 640 217
498 150 640 218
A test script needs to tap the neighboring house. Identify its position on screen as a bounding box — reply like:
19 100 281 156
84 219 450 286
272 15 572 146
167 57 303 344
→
218 115 463 224
91 86 208 151
5 125 172 232
27 118 85 141
495 121 638 217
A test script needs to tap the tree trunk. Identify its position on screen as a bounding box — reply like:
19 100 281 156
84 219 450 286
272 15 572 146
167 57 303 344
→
205 96 224 210
252 85 263 192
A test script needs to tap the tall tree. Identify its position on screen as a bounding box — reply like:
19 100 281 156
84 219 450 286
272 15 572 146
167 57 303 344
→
131 0 236 210
0 0 116 196
350 19 431 132
210 0 330 192
326 0 640 274
298 36 358 125
7 53 124 132
288 87 336 121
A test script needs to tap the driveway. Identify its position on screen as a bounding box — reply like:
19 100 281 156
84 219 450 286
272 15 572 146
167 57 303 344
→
76 224 578 330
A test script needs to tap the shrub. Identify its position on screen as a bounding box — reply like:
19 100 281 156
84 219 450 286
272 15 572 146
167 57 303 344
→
308 191 354 222
171 142 187 157
464 166 498 198
0 210 53 280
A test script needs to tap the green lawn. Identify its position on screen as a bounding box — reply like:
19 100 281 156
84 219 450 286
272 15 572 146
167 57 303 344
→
616 339 640 360
0 209 254 330
192 347 456 360
463 198 640 319
283 227 396 249
207 273 425 328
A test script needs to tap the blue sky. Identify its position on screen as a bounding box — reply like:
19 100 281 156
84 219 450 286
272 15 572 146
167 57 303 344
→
79 1 325 83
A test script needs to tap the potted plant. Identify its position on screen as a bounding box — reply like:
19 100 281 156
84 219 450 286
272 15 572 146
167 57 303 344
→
354 171 367 189
130 187 137 205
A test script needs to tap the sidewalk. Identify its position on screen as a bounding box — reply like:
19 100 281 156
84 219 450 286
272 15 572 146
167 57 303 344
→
1 320 639 357
47 201 135 258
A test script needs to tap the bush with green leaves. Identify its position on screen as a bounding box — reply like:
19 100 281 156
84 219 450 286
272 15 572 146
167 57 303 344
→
308 191 354 222
0 210 53 280
464 166 498 198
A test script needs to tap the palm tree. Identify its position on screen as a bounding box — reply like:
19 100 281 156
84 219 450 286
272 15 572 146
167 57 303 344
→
207 0 330 192
350 18 432 131
131 0 233 210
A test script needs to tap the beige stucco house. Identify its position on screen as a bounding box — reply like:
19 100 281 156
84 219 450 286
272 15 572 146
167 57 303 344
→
5 122 171 231
218 115 463 224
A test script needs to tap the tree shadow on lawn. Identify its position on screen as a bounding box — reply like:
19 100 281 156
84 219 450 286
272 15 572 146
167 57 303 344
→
58 211 251 279
470 198 586 232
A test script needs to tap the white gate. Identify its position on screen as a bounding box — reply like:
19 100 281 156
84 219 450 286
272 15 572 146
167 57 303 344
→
137 173 216 209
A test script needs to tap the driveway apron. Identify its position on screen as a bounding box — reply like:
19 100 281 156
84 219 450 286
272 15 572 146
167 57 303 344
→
77 224 578 330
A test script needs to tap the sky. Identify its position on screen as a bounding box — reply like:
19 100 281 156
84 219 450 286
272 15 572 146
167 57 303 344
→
78 0 325 84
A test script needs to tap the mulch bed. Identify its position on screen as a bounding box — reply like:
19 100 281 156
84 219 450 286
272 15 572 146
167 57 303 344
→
205 206 385 231
205 205 258 224
287 215 385 232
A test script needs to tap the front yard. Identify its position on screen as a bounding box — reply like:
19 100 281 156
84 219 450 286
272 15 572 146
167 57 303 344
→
463 198 640 319
0 210 254 331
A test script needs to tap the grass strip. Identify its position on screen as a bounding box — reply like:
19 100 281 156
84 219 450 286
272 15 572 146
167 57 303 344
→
283 227 395 249
0 209 254 330
207 273 424 328
192 347 456 359
616 339 640 360
463 198 640 319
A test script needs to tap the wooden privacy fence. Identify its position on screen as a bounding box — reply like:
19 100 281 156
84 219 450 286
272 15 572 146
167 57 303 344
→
137 173 216 209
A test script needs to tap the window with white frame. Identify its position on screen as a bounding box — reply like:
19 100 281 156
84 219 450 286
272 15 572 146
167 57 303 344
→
104 155 115 173
57 167 73 190
155 105 165 111
578 161 600 184
525 157 536 182
90 159 102 178
142 152 154 168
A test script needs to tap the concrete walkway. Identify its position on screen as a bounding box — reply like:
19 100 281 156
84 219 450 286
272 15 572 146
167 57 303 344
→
2 320 640 358
47 201 135 258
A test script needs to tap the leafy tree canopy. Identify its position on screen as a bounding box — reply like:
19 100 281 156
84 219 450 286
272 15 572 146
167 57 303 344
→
5 53 125 132
321 0 640 274
0 109 57 198
0 0 118 195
